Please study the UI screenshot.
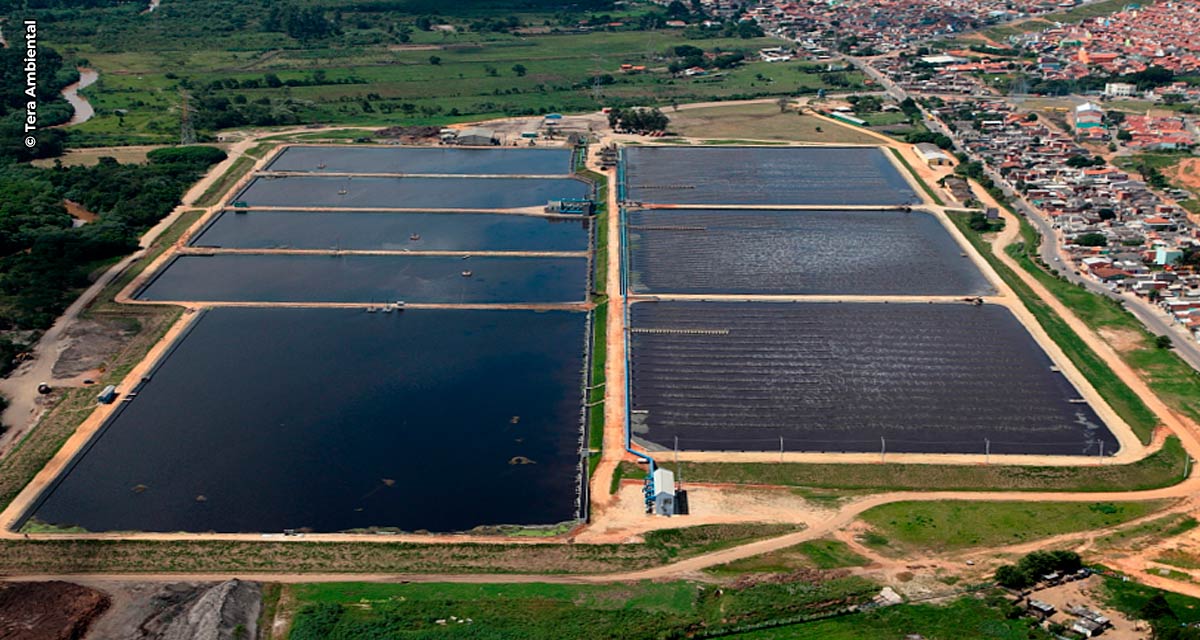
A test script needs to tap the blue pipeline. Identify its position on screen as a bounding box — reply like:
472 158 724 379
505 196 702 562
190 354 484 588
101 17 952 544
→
617 148 655 475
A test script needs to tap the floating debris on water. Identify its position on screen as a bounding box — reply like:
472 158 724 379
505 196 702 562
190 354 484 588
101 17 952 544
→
508 456 537 465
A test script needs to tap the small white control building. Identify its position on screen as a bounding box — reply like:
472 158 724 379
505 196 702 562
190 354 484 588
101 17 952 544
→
653 468 676 516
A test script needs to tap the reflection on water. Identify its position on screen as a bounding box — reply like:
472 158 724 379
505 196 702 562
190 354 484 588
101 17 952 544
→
630 302 1118 456
30 308 588 533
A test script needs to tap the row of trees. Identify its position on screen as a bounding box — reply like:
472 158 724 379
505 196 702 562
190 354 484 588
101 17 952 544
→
607 107 669 133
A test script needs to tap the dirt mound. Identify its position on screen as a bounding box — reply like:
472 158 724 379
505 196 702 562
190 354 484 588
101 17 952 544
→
52 318 139 379
0 581 110 640
85 580 261 640
373 126 442 142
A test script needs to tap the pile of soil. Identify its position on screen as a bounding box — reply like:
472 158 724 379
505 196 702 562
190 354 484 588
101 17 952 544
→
0 581 110 640
87 580 261 640
373 125 442 142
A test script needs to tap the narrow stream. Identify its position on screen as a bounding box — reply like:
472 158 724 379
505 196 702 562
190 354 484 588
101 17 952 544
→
60 68 98 127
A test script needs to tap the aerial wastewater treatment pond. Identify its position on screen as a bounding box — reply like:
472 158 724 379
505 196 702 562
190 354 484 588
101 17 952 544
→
24 145 599 534
626 208 993 296
628 301 1118 457
191 210 590 252
233 175 590 210
26 308 590 533
622 146 918 206
135 254 590 304
267 145 574 176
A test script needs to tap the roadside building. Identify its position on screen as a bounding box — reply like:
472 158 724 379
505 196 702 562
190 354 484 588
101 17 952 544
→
914 142 953 167
1071 102 1105 133
454 127 498 146
1104 82 1137 98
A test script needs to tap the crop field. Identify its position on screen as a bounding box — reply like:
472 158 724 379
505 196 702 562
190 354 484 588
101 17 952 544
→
626 208 992 296
623 146 917 206
628 301 1118 455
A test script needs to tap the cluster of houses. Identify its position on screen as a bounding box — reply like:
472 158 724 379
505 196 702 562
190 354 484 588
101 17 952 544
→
742 0 1071 55
1122 113 1199 151
928 97 1200 332
870 54 988 95
1006 0 1200 86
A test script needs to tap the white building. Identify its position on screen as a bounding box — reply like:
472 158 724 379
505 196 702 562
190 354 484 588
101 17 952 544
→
914 142 953 167
652 468 676 516
1104 82 1137 98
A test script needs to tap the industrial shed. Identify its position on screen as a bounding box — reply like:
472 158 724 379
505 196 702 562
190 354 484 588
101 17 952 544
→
454 127 498 146
915 142 953 167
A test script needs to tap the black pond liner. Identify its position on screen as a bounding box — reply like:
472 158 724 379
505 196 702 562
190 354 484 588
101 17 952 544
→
628 301 1118 457
626 208 993 296
26 308 589 533
190 210 591 253
134 254 589 305
266 145 573 176
623 146 918 206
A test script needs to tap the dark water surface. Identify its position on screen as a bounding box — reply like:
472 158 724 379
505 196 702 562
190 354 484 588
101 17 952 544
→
629 302 1117 456
136 254 589 304
29 308 587 533
235 176 589 209
192 210 590 252
624 146 917 206
627 209 992 296
267 146 572 175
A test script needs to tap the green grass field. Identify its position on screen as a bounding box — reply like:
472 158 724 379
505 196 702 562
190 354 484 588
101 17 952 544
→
669 103 882 144
638 434 1187 493
283 574 879 639
55 28 865 145
708 538 870 575
859 500 1165 553
729 596 1054 640
1101 571 1200 623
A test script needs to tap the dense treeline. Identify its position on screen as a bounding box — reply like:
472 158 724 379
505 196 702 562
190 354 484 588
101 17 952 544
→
0 44 74 161
0 146 225 333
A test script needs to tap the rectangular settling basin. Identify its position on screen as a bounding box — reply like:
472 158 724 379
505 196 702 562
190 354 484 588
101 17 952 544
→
135 254 589 304
627 208 992 296
234 176 589 210
628 301 1117 456
26 308 588 533
623 146 917 206
191 210 590 252
267 145 572 176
